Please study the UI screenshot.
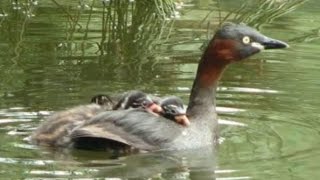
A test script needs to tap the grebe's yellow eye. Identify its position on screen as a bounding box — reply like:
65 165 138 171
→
242 36 251 44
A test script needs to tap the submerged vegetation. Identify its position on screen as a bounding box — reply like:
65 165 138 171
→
50 0 178 64
0 0 308 65
222 0 306 28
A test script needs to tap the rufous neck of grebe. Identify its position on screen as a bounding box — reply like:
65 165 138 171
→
187 37 238 118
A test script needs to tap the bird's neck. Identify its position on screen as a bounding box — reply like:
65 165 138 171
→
187 40 229 120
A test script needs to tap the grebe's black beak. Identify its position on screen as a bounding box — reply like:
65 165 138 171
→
261 37 289 50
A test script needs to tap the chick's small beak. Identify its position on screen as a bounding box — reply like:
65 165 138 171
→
147 103 163 114
261 37 289 49
174 115 190 127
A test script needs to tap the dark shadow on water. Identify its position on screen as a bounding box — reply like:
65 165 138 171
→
73 147 217 179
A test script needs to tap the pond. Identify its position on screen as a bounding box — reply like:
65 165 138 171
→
0 0 320 179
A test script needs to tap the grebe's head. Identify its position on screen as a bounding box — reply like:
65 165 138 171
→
208 22 289 63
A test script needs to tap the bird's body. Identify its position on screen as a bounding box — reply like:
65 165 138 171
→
30 91 161 147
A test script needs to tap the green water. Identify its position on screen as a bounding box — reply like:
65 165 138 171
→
0 0 320 179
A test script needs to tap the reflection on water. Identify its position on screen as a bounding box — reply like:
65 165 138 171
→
1 0 320 179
